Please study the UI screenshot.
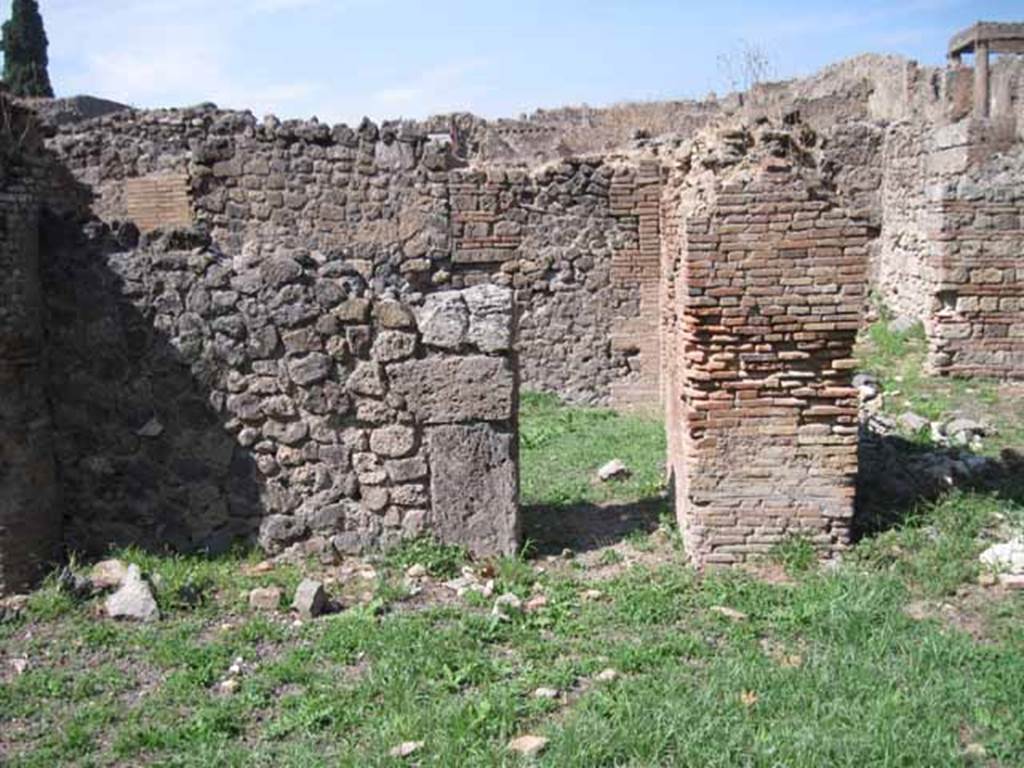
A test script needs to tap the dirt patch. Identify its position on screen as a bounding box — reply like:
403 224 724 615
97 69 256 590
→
903 584 1017 642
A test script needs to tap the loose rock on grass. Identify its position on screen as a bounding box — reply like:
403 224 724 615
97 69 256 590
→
292 579 327 619
492 593 523 620
90 559 128 590
597 459 630 482
979 539 1024 575
105 565 159 622
508 735 549 758
389 741 424 759
249 586 283 611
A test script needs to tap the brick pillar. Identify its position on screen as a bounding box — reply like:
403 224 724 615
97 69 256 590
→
609 159 663 412
0 196 62 593
666 164 869 566
974 41 990 119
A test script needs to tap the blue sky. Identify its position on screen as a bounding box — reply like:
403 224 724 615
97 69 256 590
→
20 0 1024 125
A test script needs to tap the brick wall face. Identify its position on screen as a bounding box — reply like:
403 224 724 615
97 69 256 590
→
876 120 1024 379
0 111 62 592
928 157 1024 377
124 174 192 232
664 151 869 566
608 160 662 411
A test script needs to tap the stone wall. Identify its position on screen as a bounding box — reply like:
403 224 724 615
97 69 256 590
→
2 44 1023 587
47 108 663 410
876 121 939 321
446 159 662 408
874 118 1024 378
663 126 869 566
0 100 522 575
43 220 519 557
927 144 1024 377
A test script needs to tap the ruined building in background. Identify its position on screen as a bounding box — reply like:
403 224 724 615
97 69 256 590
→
1 22 1023 590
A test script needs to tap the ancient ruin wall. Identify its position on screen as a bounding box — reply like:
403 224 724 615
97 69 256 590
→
927 144 1024 377
48 109 664 410
7 106 521 562
874 118 1024 378
44 221 519 558
663 129 869 566
446 159 662 409
876 121 941 321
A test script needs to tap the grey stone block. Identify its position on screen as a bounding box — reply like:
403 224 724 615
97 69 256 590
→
428 424 519 557
388 356 514 424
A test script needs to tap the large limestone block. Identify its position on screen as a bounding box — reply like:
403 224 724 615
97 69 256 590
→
417 292 468 350
463 284 513 353
428 424 519 557
388 356 514 424
416 285 513 353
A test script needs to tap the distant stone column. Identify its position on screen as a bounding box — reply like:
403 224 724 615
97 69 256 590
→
0 193 61 594
974 41 990 118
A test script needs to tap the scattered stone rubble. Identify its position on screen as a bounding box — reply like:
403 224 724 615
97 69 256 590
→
507 735 550 758
292 579 327 620
980 539 1024 572
248 586 283 611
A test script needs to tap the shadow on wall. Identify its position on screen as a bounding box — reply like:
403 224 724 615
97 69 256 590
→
854 427 1024 540
40 216 264 556
520 498 664 555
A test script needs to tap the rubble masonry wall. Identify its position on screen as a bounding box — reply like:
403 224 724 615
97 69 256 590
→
48 108 664 411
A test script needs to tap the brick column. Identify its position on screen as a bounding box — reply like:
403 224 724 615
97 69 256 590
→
0 196 62 593
666 163 869 566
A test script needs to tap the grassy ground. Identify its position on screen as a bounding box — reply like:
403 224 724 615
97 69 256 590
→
2 336 1024 767
519 392 666 507
857 316 1024 453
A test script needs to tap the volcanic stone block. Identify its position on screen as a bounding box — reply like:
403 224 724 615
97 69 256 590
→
388 356 514 424
463 284 513 353
428 424 519 557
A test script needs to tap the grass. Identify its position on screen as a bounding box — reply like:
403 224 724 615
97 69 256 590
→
856 312 1024 453
3 344 1024 766
519 391 666 506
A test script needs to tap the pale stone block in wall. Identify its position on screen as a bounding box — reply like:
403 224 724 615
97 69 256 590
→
428 424 518 557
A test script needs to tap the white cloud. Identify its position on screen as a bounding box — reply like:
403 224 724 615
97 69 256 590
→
369 59 493 120
65 36 322 116
250 0 325 11
43 3 329 116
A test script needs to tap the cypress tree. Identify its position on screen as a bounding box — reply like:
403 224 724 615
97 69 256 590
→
1 0 53 98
